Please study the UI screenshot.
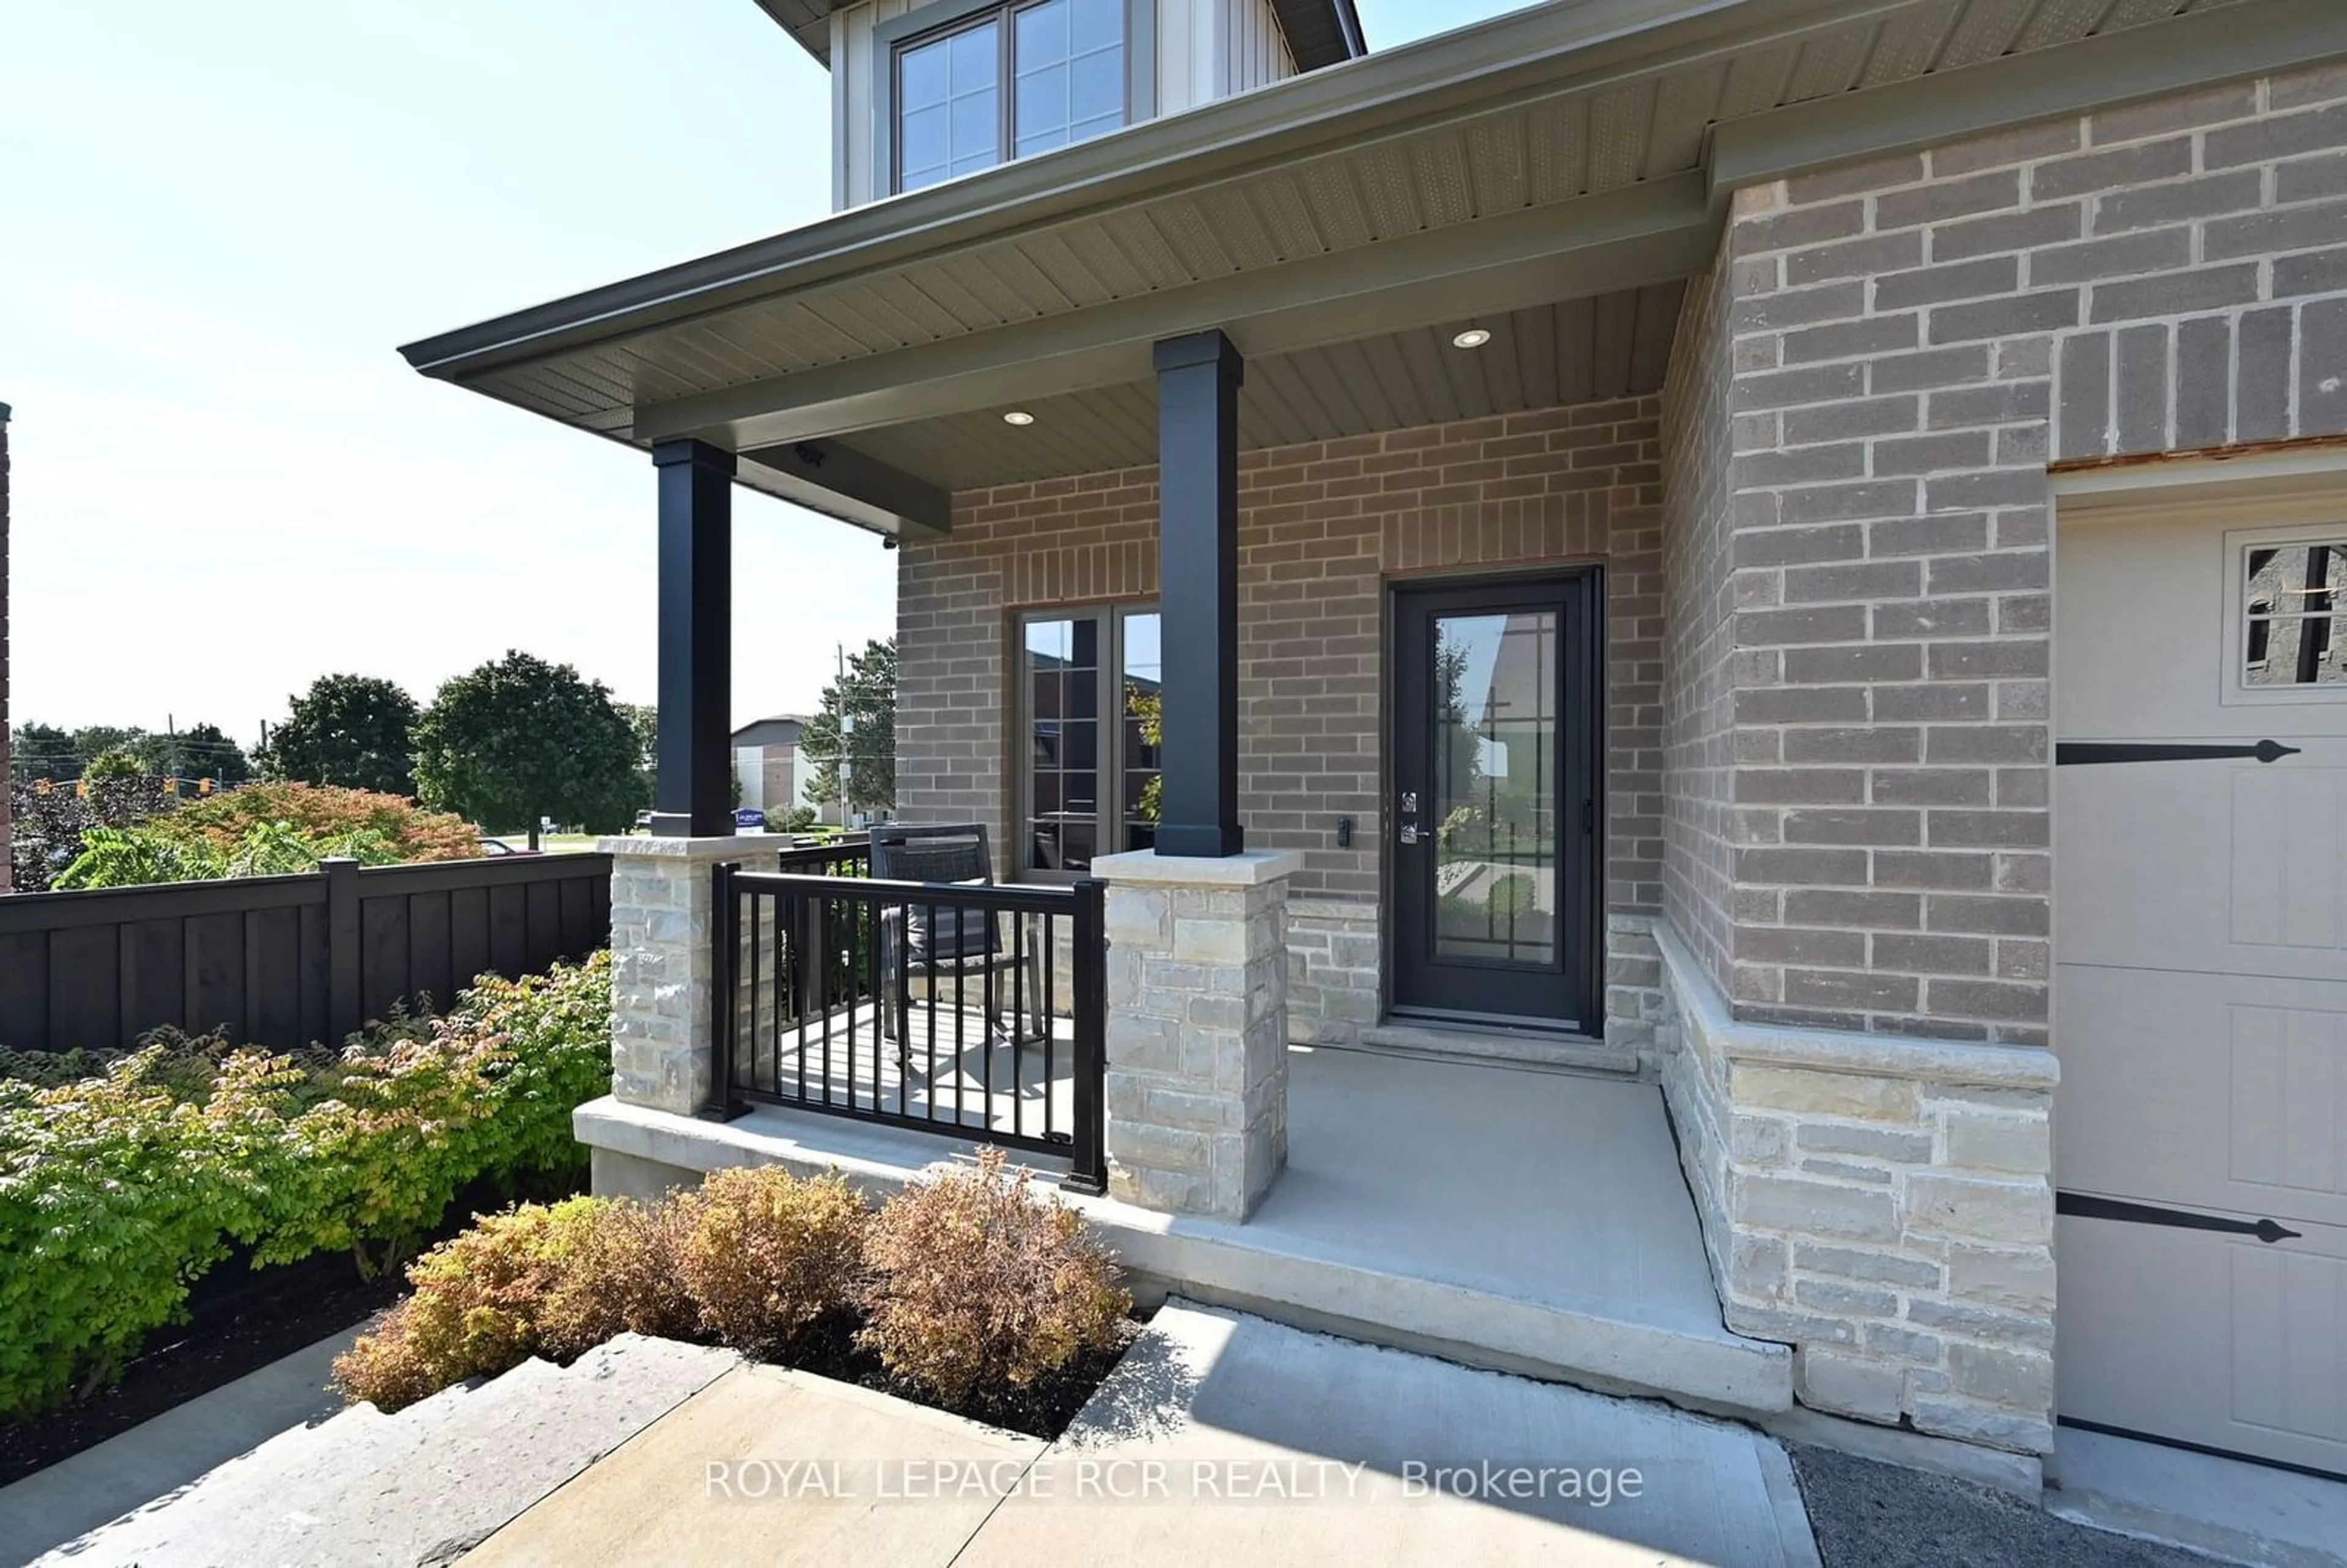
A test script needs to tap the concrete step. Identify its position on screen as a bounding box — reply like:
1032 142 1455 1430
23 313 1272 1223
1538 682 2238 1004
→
1103 1204 1795 1420
1351 1020 1642 1075
42 1335 738 1567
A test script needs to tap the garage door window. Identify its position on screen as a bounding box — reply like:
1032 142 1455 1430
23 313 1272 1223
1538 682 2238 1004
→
2242 541 2347 689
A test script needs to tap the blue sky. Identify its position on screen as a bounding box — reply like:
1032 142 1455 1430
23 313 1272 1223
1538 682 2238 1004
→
0 0 1530 740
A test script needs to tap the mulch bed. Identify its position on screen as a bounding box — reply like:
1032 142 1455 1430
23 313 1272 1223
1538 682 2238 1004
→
0 1253 400 1490
775 1309 1145 1442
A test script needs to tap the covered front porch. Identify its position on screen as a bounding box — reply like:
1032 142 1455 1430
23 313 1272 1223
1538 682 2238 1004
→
583 1037 1793 1418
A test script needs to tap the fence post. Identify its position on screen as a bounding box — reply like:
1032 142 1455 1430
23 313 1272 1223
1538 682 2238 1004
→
1063 876 1109 1195
699 860 746 1121
321 856 362 1043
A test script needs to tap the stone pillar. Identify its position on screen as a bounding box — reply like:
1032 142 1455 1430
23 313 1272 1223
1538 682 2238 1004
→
1093 848 1302 1220
603 835 777 1117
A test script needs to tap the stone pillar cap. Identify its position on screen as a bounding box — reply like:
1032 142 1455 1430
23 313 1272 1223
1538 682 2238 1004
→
1090 848 1306 887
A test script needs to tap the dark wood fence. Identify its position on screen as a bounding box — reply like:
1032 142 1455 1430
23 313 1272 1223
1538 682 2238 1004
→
0 854 612 1052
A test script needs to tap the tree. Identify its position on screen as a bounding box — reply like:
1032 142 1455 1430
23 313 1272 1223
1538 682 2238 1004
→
799 639 896 818
617 702 658 811
130 722 251 784
174 722 253 785
72 725 144 768
11 723 79 781
412 651 642 849
83 746 144 782
259 675 421 796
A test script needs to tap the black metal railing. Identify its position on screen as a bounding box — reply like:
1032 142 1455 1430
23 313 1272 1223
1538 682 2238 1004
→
707 849 1107 1193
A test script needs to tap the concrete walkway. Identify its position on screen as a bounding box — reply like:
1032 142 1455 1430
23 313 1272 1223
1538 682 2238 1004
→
0 1323 362 1566
467 1302 1822 1567
31 1336 738 1567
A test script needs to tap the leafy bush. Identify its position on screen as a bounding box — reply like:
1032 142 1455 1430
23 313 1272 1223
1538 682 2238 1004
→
328 1154 1134 1427
6 776 177 892
672 1167 868 1357
1486 873 1538 923
0 952 614 1420
82 747 145 783
160 782 479 863
0 1049 307 1412
859 1149 1131 1407
53 819 411 890
329 1198 677 1413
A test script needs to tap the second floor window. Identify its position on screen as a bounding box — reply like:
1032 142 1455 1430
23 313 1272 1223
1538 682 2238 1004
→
897 0 1125 192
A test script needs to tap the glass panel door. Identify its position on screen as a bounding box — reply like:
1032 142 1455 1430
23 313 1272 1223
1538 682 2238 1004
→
1390 576 1596 1028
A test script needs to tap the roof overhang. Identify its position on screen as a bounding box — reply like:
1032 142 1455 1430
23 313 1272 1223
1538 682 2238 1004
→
403 0 2347 538
750 0 1366 72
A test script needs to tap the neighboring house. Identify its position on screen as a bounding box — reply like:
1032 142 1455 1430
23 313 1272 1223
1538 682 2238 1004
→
404 0 2347 1488
730 713 812 817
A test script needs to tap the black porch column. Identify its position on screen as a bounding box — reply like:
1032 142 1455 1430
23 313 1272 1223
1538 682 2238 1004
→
650 439 735 838
1152 329 1244 858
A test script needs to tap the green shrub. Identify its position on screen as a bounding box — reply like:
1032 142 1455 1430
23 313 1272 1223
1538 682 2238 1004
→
1486 872 1537 923
0 952 614 1420
673 1167 869 1357
859 1149 1130 1406
0 1048 306 1412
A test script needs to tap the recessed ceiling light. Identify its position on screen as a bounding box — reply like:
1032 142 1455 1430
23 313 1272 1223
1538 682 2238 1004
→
1003 409 1036 426
1452 328 1493 350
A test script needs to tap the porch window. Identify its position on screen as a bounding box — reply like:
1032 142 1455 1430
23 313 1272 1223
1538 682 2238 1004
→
895 0 1126 193
1020 604 1160 876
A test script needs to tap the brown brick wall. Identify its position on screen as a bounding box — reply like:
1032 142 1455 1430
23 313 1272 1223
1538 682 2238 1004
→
1663 63 2347 1046
897 394 1665 1042
1660 262 1738 1005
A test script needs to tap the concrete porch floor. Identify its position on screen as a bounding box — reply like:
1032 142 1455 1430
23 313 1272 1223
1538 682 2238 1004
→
582 1042 1793 1418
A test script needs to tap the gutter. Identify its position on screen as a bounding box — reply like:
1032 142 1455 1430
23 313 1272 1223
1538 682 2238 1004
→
397 0 1874 379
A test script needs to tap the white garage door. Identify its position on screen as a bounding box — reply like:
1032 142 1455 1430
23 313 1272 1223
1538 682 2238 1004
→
2056 485 2347 1478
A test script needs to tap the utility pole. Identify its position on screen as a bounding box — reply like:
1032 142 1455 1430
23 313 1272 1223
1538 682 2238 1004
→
836 642 853 827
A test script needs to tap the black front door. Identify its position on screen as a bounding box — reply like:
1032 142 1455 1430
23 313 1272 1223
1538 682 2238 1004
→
1390 574 1600 1029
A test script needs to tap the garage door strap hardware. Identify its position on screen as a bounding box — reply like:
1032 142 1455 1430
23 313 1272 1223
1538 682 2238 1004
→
2059 1191 2302 1244
2054 739 2299 766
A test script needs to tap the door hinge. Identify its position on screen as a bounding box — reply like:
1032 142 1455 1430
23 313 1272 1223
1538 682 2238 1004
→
2057 1191 2302 1244
1581 799 1595 834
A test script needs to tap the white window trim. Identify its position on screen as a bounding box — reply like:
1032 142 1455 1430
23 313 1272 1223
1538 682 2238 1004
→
2223 518 2347 707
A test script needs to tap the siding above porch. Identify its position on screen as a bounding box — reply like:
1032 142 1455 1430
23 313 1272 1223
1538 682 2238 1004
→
397 0 2341 537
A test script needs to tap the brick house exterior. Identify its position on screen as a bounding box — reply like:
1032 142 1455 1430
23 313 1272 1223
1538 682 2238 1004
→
408 0 2347 1486
897 395 1670 1053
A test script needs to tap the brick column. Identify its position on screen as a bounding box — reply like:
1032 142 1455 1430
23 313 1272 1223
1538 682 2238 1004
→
603 835 777 1116
1093 848 1300 1220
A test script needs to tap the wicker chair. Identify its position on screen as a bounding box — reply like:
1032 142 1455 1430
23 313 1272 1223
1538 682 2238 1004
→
870 824 1046 1072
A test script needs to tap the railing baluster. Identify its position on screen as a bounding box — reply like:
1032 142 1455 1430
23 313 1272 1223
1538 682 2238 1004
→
1066 879 1108 1194
1035 910 1052 1142
819 893 834 1107
718 859 1099 1173
925 898 941 1124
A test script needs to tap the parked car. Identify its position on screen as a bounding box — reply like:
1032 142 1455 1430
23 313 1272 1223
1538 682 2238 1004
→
734 807 766 830
479 836 518 856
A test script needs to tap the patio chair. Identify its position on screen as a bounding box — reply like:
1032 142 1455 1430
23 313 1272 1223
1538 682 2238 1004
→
870 824 1047 1076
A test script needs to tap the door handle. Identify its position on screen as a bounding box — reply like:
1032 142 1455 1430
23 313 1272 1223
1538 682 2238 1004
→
1397 789 1420 846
